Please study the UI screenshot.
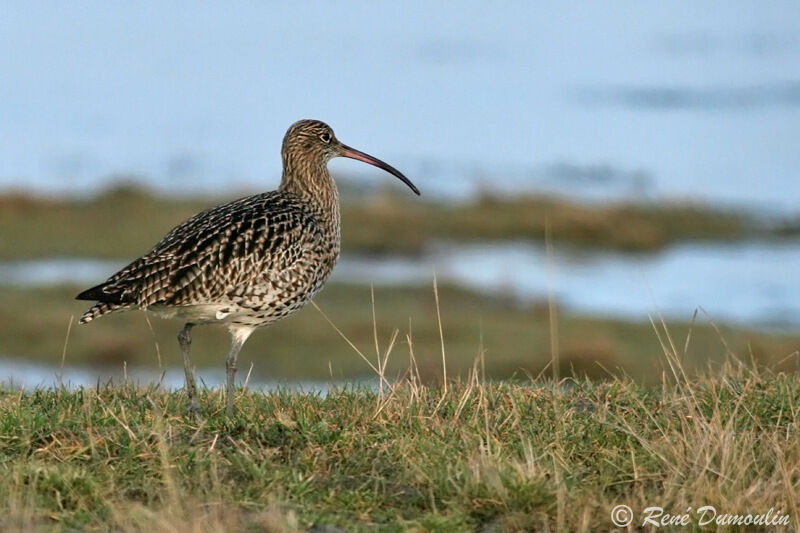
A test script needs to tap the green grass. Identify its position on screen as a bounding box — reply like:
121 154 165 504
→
1 184 797 259
1 359 798 531
3 282 799 384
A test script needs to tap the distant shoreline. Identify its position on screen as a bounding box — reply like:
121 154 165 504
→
2 183 798 259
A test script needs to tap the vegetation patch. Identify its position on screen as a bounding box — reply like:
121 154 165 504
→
1 184 797 259
1 360 798 531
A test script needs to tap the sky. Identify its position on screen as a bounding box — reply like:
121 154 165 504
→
1 2 799 209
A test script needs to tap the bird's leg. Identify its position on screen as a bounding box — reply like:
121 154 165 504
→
178 323 199 416
225 327 252 417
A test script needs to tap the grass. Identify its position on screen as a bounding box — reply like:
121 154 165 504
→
1 183 797 259
2 282 799 384
0 356 798 531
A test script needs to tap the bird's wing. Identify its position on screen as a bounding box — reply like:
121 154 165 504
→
76 193 324 308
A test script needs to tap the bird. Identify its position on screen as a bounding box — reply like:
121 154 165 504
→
76 119 420 416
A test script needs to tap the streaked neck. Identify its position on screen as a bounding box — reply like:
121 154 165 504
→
279 157 340 227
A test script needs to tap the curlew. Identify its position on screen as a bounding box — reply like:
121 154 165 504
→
76 120 420 415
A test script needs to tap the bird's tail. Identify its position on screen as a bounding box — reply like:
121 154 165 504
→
79 302 127 324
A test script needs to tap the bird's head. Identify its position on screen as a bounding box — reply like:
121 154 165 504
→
282 119 420 195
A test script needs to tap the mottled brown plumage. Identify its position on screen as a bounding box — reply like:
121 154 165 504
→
77 119 419 415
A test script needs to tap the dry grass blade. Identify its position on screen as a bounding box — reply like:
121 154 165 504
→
545 215 560 382
143 310 163 370
310 299 389 391
433 274 447 395
58 315 74 388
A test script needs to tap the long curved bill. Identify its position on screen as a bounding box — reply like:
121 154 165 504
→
340 144 420 195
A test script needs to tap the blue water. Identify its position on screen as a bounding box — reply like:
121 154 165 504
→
0 357 364 392
3 241 799 329
2 2 800 211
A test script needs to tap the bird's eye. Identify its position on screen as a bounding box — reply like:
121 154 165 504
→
319 132 331 143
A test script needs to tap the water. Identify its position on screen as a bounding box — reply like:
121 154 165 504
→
0 356 361 393
0 258 125 287
2 2 800 211
336 242 800 329
4 240 799 329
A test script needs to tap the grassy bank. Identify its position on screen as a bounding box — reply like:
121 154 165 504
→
1 361 798 531
2 282 799 383
1 184 797 259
